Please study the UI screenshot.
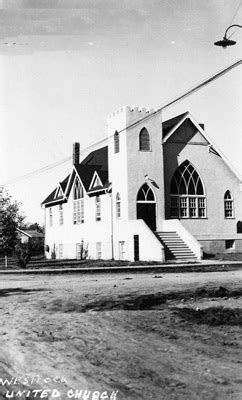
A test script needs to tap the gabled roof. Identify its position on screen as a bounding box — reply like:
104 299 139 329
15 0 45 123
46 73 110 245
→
41 188 57 205
41 175 69 206
87 180 111 196
162 112 189 139
60 175 70 192
42 146 109 206
70 146 108 193
162 111 242 182
81 146 108 169
17 229 44 238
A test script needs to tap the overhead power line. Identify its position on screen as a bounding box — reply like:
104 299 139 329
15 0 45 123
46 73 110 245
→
228 0 242 26
2 59 241 187
2 136 108 186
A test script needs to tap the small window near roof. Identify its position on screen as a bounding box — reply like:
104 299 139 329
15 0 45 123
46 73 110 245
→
224 190 234 218
139 128 150 151
114 130 119 153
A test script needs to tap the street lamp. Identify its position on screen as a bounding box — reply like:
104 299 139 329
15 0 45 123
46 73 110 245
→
214 24 242 48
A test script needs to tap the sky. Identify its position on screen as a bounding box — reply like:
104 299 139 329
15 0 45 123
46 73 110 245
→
0 0 241 224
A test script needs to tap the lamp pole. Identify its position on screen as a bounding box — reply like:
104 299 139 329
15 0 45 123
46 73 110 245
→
214 24 242 48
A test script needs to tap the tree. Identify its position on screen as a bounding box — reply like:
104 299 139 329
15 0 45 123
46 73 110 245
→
1 190 25 256
22 221 44 234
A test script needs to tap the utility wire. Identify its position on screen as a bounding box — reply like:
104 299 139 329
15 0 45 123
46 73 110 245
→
2 136 108 186
2 59 241 187
227 0 242 38
228 0 242 26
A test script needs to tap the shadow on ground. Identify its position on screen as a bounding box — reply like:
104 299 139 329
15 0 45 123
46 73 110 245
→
47 286 242 315
173 306 242 326
0 288 46 297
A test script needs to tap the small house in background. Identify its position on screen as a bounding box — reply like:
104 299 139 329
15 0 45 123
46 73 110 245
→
17 229 44 255
17 229 44 244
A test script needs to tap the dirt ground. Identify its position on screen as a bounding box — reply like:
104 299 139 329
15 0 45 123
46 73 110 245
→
0 270 241 400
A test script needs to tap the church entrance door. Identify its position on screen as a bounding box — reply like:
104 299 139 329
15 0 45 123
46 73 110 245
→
136 183 156 231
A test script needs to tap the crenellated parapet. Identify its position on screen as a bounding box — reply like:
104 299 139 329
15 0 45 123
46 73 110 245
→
107 105 157 134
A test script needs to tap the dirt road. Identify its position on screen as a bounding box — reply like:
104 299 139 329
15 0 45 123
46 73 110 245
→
0 270 241 400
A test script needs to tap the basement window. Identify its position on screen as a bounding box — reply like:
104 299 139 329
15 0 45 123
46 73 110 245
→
225 240 235 250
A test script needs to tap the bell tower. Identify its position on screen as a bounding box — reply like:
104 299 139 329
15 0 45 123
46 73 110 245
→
107 106 165 231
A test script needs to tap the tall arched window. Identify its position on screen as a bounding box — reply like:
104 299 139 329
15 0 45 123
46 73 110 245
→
49 208 53 226
96 195 101 221
114 130 119 153
73 178 84 224
139 128 150 151
116 193 121 218
224 190 234 218
59 204 64 225
170 160 206 218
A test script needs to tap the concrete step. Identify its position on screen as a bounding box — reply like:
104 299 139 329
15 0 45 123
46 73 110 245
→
156 231 197 261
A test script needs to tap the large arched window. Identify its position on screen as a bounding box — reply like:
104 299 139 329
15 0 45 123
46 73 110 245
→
116 193 121 218
73 178 84 224
224 190 234 218
139 128 150 151
170 160 206 218
114 130 119 153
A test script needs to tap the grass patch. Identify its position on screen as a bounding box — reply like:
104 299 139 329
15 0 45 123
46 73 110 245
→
174 306 242 326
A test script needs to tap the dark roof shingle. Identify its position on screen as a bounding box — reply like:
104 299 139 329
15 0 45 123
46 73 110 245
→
162 112 189 139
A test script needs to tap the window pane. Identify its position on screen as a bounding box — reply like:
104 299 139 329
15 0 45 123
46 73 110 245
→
170 177 178 194
139 128 150 151
170 197 179 217
147 187 155 201
188 178 196 195
180 197 187 217
197 179 204 195
179 178 186 194
189 198 196 217
114 131 119 153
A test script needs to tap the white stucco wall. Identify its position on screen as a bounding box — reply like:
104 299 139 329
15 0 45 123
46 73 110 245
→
44 184 112 260
163 123 242 239
107 106 165 232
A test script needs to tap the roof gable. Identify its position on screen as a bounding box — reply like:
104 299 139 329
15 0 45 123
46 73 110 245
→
89 171 103 190
165 118 209 145
162 112 189 139
163 112 242 182
41 174 69 206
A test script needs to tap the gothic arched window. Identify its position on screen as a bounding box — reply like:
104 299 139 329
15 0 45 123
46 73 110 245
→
170 160 206 218
114 130 119 153
139 128 150 151
224 190 234 218
49 208 53 227
73 178 84 224
137 183 155 202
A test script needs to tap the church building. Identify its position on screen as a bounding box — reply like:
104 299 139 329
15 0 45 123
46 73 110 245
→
42 106 242 262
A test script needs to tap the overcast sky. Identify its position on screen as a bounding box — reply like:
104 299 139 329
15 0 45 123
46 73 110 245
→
0 0 241 224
